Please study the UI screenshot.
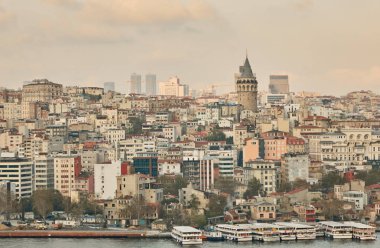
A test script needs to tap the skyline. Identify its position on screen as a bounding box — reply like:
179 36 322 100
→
0 0 380 95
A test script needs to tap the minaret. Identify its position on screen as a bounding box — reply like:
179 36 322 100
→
236 55 258 112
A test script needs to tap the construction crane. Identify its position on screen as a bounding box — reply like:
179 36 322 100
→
209 83 232 95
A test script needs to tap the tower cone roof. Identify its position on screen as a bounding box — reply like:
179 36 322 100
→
240 56 254 78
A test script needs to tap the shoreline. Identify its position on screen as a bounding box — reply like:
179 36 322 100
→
0 230 172 239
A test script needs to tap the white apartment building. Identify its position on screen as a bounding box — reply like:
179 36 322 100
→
94 161 122 200
0 155 33 198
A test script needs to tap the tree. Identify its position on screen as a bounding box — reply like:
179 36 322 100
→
243 177 262 198
293 179 309 189
214 177 236 195
157 175 188 196
320 199 344 220
207 194 227 218
188 194 200 210
127 117 144 134
356 170 380 186
226 136 234 144
206 130 226 141
321 172 345 191
32 190 54 219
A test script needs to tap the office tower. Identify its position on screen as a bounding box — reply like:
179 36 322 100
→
145 74 157 95
104 82 115 93
269 75 289 94
236 55 258 112
130 73 142 94
159 76 189 97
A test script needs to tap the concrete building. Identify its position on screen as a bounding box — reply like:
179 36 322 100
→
281 153 310 183
132 152 158 177
269 75 289 94
54 156 81 198
243 160 277 194
130 73 142 94
104 82 115 93
22 79 63 102
94 161 122 200
0 155 33 198
236 56 258 112
158 76 188 97
34 154 54 190
145 74 157 96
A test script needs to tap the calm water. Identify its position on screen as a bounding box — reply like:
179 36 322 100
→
0 237 379 248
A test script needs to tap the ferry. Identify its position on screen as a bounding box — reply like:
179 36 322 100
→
275 224 297 241
344 222 376 241
275 222 316 240
309 222 325 237
171 226 203 245
319 221 352 239
242 223 280 242
203 231 224 241
215 224 252 242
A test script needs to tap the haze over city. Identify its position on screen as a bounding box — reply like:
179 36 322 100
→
0 0 380 95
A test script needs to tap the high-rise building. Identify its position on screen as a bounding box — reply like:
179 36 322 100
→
0 155 33 199
145 74 157 95
104 82 115 93
159 76 189 97
34 154 54 191
269 75 289 94
130 73 142 94
54 156 81 198
236 56 258 112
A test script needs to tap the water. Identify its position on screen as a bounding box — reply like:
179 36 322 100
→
0 237 379 248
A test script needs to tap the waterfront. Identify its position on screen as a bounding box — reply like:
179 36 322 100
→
0 236 379 248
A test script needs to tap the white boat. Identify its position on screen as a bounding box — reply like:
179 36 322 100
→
171 226 203 245
276 222 316 240
344 222 376 241
215 224 252 242
276 225 297 241
242 223 280 242
319 221 352 239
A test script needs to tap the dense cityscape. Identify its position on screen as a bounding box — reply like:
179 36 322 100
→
1 0 380 246
1 54 380 236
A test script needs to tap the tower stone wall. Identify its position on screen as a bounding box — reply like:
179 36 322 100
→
236 57 258 112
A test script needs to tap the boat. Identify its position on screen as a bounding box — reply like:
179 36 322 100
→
242 223 280 242
309 222 325 237
171 226 203 245
203 231 224 241
344 222 376 241
319 221 352 239
215 224 252 242
275 222 316 240
274 223 296 241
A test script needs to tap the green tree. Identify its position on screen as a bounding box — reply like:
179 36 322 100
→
226 136 234 144
207 194 227 218
157 175 188 196
214 177 236 195
293 179 309 189
243 177 262 198
321 171 345 191
206 130 226 141
127 117 144 134
356 170 380 185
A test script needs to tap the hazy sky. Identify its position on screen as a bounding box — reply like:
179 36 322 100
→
0 0 379 95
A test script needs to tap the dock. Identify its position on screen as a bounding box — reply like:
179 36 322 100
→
0 230 171 239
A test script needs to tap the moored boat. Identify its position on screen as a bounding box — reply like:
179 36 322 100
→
215 224 252 242
171 226 203 245
319 221 352 239
344 222 376 241
242 223 280 242
204 231 224 241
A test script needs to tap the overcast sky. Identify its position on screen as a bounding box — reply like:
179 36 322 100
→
0 0 379 96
